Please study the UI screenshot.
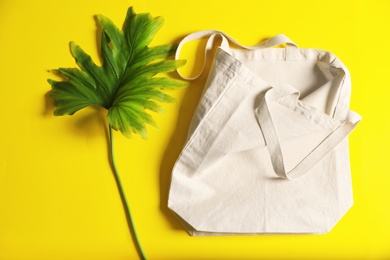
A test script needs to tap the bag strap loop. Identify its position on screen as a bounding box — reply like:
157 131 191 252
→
256 85 361 180
175 30 300 80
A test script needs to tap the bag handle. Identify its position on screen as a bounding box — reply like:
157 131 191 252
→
175 30 300 81
256 85 361 180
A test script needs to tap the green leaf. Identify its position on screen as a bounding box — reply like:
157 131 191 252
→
48 6 187 138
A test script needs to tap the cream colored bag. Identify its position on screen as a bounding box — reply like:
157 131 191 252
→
168 31 361 235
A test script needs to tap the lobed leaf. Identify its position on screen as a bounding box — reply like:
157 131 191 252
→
48 6 187 138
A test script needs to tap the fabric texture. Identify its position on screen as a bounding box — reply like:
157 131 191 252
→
168 31 361 235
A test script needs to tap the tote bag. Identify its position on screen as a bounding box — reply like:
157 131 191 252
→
168 30 361 235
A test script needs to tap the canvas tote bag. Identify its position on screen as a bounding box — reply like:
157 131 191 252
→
168 30 361 235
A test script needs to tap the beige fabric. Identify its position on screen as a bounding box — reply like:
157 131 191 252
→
168 31 361 235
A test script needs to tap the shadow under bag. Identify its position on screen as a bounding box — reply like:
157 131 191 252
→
168 31 361 235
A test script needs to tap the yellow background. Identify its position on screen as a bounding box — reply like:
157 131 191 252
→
0 0 389 259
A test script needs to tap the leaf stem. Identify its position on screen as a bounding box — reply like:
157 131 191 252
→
109 125 147 260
